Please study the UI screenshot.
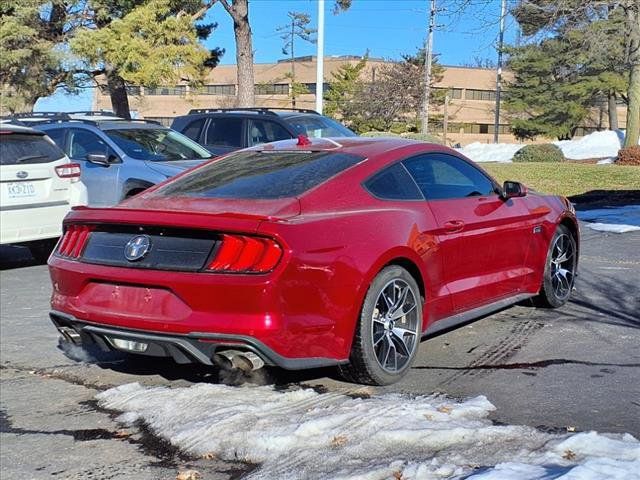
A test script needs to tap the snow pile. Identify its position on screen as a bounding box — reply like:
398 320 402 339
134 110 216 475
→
459 130 629 163
98 383 640 480
554 130 623 160
578 205 640 234
458 142 524 163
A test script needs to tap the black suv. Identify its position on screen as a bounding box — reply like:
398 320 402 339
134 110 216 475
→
171 108 356 156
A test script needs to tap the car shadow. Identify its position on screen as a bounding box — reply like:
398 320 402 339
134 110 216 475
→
0 245 43 270
568 189 640 209
59 339 342 387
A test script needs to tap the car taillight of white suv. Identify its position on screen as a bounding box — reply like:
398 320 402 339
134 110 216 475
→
0 124 88 262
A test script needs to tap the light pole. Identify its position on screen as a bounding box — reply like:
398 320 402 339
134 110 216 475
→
493 0 507 143
315 0 325 114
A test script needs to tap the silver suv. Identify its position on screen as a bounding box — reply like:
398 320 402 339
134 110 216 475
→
12 112 213 207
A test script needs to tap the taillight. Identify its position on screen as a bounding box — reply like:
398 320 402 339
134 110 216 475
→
55 163 81 182
207 234 282 273
57 225 92 259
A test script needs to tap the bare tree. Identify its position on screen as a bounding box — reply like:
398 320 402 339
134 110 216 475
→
277 12 316 108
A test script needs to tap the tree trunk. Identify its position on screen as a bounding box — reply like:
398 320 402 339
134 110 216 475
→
625 63 640 147
623 1 639 147
230 0 255 107
106 70 131 119
608 93 619 130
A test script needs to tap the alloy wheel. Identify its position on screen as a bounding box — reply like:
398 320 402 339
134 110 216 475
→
550 233 576 300
371 279 420 373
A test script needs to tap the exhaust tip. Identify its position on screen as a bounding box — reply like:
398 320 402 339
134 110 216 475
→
213 349 265 371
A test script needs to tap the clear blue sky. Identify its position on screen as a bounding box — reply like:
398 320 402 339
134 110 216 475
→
35 0 517 112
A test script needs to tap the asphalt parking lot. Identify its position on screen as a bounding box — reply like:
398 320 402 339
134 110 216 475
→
1 224 639 479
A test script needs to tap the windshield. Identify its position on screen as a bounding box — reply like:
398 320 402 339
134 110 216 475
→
105 128 212 161
152 150 365 200
285 116 356 138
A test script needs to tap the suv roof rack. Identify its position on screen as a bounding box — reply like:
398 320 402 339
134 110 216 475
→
187 107 320 116
68 110 121 117
10 112 72 120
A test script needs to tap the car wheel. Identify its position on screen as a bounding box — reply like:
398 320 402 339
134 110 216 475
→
339 265 422 385
534 225 577 308
28 239 58 264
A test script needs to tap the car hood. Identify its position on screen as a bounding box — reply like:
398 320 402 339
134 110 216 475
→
144 159 208 178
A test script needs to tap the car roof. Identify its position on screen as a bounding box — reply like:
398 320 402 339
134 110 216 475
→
38 120 165 131
249 136 428 158
0 123 46 136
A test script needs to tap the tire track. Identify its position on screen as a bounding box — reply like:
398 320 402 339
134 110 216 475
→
437 318 545 386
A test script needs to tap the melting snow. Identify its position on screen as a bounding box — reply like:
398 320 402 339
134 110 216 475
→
578 205 640 233
459 130 630 163
98 383 640 480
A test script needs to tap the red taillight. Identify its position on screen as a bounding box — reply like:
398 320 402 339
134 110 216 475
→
207 234 282 273
56 225 92 259
55 163 81 181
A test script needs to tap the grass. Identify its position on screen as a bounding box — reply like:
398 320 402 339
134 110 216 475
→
480 162 640 197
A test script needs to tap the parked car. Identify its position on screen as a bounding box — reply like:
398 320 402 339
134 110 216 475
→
171 107 357 156
0 124 87 261
48 137 579 385
7 112 214 207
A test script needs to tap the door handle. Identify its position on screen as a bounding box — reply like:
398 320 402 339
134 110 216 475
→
443 220 465 233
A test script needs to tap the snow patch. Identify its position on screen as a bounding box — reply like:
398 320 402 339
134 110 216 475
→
554 130 622 160
585 223 640 233
578 205 640 233
458 142 524 163
458 130 631 163
97 383 640 480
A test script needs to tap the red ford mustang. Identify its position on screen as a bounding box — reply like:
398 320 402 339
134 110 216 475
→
49 137 579 385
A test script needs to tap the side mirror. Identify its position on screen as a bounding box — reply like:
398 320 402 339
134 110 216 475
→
501 180 527 199
87 153 120 167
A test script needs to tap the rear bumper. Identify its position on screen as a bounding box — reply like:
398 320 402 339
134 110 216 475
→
50 310 345 370
0 202 70 244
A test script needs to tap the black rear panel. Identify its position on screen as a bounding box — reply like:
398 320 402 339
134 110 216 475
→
80 225 218 271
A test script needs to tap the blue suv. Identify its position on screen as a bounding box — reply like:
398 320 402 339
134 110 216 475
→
11 112 213 207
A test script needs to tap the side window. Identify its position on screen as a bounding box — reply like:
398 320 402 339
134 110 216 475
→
364 163 423 200
45 129 67 152
247 119 291 146
204 118 243 147
68 129 110 161
403 153 496 200
182 119 206 142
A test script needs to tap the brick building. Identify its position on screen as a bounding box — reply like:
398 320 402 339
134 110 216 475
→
93 55 628 146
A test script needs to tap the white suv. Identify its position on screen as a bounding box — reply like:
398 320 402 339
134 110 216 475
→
1 124 88 261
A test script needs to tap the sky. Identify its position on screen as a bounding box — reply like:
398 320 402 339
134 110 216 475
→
35 0 518 112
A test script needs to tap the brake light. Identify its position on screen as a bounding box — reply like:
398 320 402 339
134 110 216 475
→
207 234 282 273
55 163 81 182
57 225 92 259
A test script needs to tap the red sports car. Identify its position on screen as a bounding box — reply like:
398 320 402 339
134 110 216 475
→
49 137 578 385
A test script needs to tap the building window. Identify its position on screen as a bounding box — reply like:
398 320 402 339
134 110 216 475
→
255 83 289 95
202 84 235 95
465 89 496 101
126 85 141 96
433 87 463 99
303 83 331 95
145 86 186 96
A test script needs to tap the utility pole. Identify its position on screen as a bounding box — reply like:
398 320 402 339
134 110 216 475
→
493 0 507 143
443 94 449 144
315 0 325 114
421 0 436 134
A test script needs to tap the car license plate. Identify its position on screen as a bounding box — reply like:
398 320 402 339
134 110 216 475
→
7 182 37 198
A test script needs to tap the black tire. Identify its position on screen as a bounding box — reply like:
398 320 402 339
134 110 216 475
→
534 224 577 308
339 265 422 385
28 238 58 264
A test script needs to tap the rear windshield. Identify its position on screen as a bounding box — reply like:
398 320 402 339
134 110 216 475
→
152 150 365 199
0 133 65 165
105 128 212 161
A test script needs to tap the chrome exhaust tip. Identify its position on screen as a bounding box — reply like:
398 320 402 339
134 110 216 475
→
57 326 81 345
213 349 265 371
